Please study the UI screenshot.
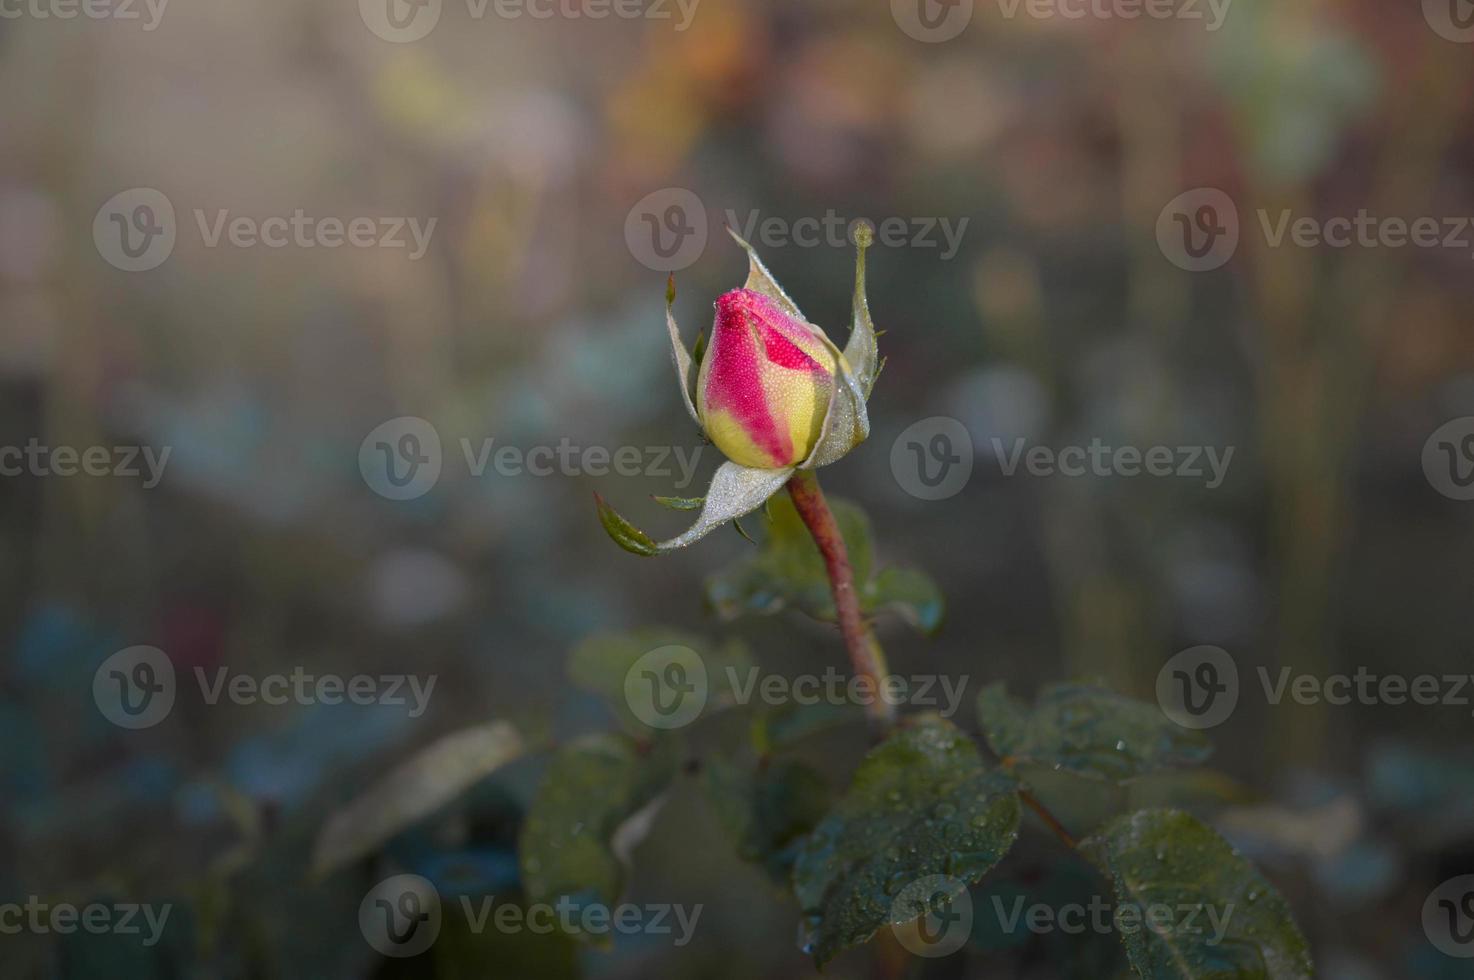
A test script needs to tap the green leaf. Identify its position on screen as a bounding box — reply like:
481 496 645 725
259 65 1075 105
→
518 733 680 940
594 492 658 556
703 757 830 885
1082 809 1313 980
691 328 707 369
792 715 1021 966
310 721 524 877
705 493 941 633
567 627 753 735
977 682 1212 782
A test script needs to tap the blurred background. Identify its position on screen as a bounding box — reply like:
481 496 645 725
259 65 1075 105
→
3 0 1474 976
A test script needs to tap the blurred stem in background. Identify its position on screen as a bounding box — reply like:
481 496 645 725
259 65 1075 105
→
1250 45 1467 767
1038 29 1186 698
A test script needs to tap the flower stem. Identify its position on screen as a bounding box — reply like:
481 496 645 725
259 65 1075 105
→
1018 788 1077 850
996 756 1078 850
785 469 896 732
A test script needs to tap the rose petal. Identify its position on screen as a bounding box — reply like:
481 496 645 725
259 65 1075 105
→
698 289 835 469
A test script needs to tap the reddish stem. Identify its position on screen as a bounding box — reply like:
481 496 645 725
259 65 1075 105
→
785 469 896 731
1019 788 1077 849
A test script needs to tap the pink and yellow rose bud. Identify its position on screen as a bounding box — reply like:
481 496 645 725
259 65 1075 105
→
696 288 838 469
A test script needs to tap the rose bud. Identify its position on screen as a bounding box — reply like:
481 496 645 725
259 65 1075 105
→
695 288 839 470
596 226 879 555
